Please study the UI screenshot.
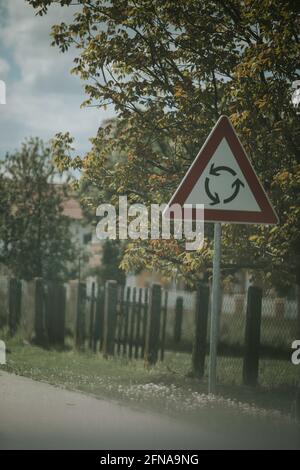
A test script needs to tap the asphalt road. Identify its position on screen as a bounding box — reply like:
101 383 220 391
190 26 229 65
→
0 371 299 450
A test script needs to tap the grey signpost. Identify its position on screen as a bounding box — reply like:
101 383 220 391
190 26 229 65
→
209 222 222 394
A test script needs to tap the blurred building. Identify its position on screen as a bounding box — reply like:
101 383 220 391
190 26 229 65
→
61 196 103 278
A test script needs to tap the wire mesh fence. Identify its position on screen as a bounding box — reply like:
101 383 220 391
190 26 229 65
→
164 287 299 389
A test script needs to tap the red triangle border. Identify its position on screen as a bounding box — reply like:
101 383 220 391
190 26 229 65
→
166 116 278 225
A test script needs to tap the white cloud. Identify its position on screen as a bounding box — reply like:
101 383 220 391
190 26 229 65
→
0 0 114 155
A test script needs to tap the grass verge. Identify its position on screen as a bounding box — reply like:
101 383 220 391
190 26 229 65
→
1 332 299 427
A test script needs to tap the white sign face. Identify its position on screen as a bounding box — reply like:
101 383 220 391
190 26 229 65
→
185 138 260 212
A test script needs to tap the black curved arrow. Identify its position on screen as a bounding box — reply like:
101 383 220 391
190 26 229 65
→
205 177 220 205
223 178 245 204
210 163 237 177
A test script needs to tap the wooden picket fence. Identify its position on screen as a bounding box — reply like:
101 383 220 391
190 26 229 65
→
4 276 272 385
81 281 168 365
7 277 66 348
5 277 169 364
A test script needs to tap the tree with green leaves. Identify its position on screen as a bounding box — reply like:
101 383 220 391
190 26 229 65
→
97 240 126 285
0 138 75 280
27 0 299 294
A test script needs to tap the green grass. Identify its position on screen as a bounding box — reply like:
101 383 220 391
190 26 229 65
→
1 330 299 429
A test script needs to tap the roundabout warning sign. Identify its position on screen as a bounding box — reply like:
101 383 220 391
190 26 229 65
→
164 115 278 394
165 115 278 224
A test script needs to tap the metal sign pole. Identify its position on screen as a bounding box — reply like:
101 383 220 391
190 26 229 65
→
209 222 222 394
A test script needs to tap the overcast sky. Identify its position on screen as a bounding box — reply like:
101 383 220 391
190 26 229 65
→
0 0 114 157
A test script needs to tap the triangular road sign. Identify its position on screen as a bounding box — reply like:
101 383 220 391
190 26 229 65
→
165 115 278 224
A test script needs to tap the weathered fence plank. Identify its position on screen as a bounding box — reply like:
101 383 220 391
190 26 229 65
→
45 281 66 347
0 278 9 329
174 296 183 344
8 278 22 336
88 282 96 350
103 280 118 357
135 288 142 359
243 286 262 386
129 287 137 359
116 286 124 355
65 280 79 337
34 278 46 346
75 282 86 350
141 288 148 358
145 284 162 366
160 290 168 361
95 285 105 352
122 287 131 356
20 280 35 341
